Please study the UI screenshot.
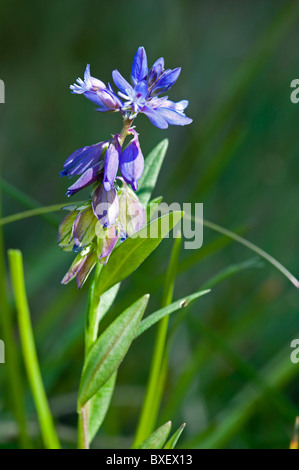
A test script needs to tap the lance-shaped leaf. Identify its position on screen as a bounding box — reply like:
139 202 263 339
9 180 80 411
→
134 421 172 449
95 211 183 297
78 294 149 408
88 371 117 444
135 289 211 339
164 423 186 449
137 139 168 206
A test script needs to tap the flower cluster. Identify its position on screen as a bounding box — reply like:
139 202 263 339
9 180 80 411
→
59 47 192 288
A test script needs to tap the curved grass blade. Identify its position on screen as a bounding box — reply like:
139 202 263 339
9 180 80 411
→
133 421 172 449
186 215 299 289
0 203 69 227
78 294 149 408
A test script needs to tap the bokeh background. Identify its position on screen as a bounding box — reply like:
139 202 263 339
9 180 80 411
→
0 0 299 449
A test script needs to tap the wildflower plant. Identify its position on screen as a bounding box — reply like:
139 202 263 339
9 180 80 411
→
54 46 209 449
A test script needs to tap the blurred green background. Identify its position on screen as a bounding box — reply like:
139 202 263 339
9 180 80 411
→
0 0 299 449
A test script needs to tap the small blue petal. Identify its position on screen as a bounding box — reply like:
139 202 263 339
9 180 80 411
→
157 107 193 126
151 67 181 95
142 105 168 129
66 163 101 196
103 138 120 191
61 143 104 177
120 130 144 190
131 47 148 84
112 70 133 95
148 57 164 85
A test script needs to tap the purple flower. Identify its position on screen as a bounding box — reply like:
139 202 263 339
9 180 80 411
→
119 129 144 191
66 162 102 197
112 46 192 129
70 64 123 112
61 142 106 178
92 184 119 227
103 135 121 191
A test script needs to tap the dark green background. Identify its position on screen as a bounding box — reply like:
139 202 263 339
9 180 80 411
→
0 0 299 448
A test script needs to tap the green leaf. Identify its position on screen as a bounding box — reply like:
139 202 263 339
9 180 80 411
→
134 421 172 449
88 371 117 444
164 423 186 449
137 139 168 206
78 294 149 408
135 289 210 339
95 211 184 297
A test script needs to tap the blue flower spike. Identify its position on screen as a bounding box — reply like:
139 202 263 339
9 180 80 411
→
60 46 192 287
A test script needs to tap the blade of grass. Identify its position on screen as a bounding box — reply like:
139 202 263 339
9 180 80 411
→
133 234 182 447
186 215 299 289
0 203 68 227
8 249 61 449
0 185 30 448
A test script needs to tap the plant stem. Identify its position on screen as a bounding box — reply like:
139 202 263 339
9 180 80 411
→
119 118 134 146
0 203 70 227
133 234 182 446
77 118 132 449
8 249 61 449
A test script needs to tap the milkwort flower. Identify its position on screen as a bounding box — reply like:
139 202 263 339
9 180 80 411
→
59 46 192 288
112 46 192 128
70 64 123 112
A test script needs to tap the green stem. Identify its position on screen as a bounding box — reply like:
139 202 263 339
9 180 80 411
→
77 117 132 449
0 203 72 227
198 217 299 289
8 249 61 449
133 234 182 446
0 188 30 448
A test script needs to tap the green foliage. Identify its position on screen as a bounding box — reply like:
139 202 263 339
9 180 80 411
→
78 295 149 408
136 289 210 338
133 421 172 449
164 423 186 449
88 372 117 444
94 211 184 297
